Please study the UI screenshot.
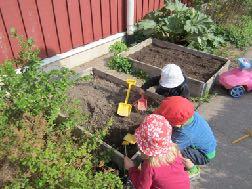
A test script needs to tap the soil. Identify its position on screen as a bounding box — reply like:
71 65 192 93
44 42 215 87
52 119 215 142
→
69 76 158 158
130 44 226 82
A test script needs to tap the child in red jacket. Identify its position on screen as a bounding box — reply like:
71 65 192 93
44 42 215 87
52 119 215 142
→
124 114 190 189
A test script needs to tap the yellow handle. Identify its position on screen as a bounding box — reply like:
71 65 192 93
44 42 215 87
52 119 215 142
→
125 83 132 104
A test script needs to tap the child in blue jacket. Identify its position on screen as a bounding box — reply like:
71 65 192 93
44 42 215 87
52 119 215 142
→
154 96 217 177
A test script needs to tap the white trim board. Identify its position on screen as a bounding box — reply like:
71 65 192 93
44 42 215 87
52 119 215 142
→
41 32 125 70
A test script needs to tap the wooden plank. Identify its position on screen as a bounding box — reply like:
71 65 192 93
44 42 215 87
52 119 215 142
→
136 0 143 21
110 0 118 34
159 0 164 8
67 0 84 48
52 0 72 53
0 0 26 57
149 0 155 12
36 0 60 57
79 0 93 44
142 0 149 17
154 0 160 10
19 0 47 58
100 0 111 37
90 0 102 41
117 0 126 32
0 11 13 63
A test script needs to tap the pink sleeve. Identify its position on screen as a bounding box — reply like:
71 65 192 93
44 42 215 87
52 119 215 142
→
128 161 153 189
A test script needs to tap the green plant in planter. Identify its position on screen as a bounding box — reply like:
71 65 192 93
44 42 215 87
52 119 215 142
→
109 41 128 55
108 41 132 74
107 41 148 80
107 55 133 74
137 0 224 52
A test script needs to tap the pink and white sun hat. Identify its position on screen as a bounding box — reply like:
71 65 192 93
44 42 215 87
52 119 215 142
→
159 64 184 88
135 114 173 157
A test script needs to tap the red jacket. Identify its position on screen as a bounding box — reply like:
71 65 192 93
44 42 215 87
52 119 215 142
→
129 157 190 189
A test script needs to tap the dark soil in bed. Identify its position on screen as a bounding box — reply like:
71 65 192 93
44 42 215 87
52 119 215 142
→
69 76 158 158
130 44 226 82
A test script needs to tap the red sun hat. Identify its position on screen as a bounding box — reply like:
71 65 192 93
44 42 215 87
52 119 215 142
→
154 96 194 127
135 114 173 157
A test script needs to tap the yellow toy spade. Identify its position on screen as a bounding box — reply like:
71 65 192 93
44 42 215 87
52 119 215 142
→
117 79 136 117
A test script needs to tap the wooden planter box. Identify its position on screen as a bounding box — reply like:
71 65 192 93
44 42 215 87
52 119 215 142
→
72 68 160 171
122 38 230 97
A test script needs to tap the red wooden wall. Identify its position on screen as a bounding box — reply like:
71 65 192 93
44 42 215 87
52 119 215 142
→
0 0 190 64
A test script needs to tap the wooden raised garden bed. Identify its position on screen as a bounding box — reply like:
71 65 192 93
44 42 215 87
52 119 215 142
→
123 38 230 97
69 69 158 170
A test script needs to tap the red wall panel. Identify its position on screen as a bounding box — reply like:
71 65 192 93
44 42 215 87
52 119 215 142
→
110 0 118 35
159 0 165 7
0 0 26 58
154 0 160 10
19 0 47 58
101 0 111 37
80 0 93 44
118 0 126 32
67 0 84 48
134 0 137 22
136 0 143 21
90 0 102 41
149 0 155 11
0 11 13 63
0 0 163 62
52 0 72 53
36 0 60 57
142 0 149 17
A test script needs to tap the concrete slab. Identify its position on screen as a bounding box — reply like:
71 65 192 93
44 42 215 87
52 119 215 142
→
191 90 252 189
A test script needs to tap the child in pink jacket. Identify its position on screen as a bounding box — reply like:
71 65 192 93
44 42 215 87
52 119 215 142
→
124 114 190 189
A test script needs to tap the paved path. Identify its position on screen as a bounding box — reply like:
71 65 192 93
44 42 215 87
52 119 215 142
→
191 92 252 189
191 49 252 189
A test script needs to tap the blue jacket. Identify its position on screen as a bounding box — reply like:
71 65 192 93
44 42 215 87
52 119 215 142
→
172 112 216 155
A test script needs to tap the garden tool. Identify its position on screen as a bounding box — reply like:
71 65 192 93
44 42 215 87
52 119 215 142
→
232 129 252 144
137 95 147 111
117 79 136 117
123 133 137 145
122 133 137 156
122 133 136 188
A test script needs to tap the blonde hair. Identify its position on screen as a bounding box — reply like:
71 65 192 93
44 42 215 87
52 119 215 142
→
145 144 181 167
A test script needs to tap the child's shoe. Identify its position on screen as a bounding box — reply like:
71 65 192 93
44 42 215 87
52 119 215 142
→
188 165 200 180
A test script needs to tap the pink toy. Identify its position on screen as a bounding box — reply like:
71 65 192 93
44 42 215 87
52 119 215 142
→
219 58 252 98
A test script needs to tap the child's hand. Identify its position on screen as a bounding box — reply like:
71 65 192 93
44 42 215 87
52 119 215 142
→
182 157 194 169
139 88 145 96
124 156 135 170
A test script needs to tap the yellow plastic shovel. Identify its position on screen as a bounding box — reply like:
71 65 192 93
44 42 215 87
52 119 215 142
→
117 79 136 117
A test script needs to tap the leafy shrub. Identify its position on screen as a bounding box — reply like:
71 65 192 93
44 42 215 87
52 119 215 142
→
197 0 252 25
137 0 224 52
107 55 133 74
218 16 252 48
0 33 123 188
109 41 128 55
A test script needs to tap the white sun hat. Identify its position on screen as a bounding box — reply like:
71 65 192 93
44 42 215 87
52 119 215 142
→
159 64 185 88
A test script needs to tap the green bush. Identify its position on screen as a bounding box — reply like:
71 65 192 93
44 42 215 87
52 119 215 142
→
107 55 133 74
0 33 123 188
137 0 224 52
109 41 128 55
196 0 252 25
218 16 252 48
